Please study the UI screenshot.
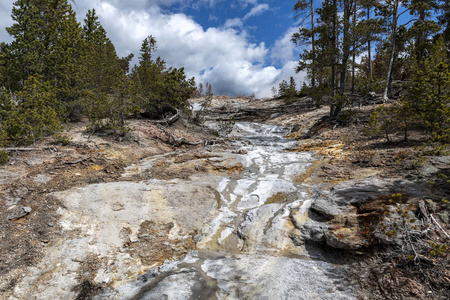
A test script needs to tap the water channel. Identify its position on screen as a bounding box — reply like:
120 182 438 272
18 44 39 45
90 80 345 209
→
100 122 356 299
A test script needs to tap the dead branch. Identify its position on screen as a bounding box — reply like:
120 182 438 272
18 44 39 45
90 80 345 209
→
149 108 180 125
1 148 39 151
430 214 450 240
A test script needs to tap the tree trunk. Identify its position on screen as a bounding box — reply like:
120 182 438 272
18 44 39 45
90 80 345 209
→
352 47 356 94
310 0 316 90
383 0 399 102
340 0 351 94
331 0 338 96
367 7 372 78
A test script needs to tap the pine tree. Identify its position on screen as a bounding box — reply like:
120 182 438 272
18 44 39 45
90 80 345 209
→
407 0 441 64
131 35 163 112
405 38 449 141
199 83 204 97
206 83 213 97
292 0 316 89
81 9 125 129
82 9 120 94
6 0 85 118
1 75 61 146
278 80 289 97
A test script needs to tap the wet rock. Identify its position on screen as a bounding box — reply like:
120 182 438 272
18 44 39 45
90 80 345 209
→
238 148 248 155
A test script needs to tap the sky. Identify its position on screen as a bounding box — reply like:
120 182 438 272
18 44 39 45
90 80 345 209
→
0 0 306 98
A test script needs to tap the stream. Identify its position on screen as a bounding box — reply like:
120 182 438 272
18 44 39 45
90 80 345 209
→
99 122 357 300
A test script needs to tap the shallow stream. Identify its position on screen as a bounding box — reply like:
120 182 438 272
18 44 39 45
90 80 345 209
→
100 122 356 300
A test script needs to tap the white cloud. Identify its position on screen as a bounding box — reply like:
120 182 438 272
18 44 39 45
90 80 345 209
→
270 27 297 65
244 3 269 20
224 18 244 29
0 1 14 43
0 0 299 98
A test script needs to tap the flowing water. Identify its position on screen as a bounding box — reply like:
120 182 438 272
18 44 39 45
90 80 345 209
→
100 122 356 300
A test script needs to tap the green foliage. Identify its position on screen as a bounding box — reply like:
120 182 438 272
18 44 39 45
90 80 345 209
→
367 102 413 142
0 150 8 165
405 39 450 142
131 37 195 116
0 76 61 146
6 0 85 119
367 38 449 143
429 241 448 257
278 77 297 104
354 76 383 97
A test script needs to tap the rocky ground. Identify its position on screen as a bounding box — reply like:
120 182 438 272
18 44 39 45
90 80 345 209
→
0 96 449 299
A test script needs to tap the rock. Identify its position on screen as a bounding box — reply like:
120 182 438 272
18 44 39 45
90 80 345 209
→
438 212 449 224
310 197 342 220
419 164 440 177
425 199 437 213
238 148 248 155
7 206 31 220
308 177 430 250
11 177 221 299
325 227 366 250
299 222 327 242
33 174 51 185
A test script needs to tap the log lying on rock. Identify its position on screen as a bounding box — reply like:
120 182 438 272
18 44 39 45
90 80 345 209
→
141 105 180 126
0 148 38 152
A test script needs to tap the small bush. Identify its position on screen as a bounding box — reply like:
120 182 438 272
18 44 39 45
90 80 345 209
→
0 150 9 165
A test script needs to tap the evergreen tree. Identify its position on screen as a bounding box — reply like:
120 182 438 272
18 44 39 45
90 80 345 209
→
438 1 450 52
405 38 449 141
1 75 61 146
278 80 289 97
131 35 163 111
293 0 317 89
6 0 85 117
199 83 204 97
407 0 441 64
82 9 120 94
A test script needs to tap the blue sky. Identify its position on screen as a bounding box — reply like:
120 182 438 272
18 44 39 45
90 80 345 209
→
0 0 304 97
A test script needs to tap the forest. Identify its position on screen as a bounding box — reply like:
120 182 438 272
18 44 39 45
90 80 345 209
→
289 0 449 144
0 0 196 160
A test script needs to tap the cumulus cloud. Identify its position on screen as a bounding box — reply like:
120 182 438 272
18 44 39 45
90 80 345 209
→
0 0 299 98
0 1 14 43
270 27 297 65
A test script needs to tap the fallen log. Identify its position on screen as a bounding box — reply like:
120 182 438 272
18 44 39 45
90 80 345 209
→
149 109 179 125
0 148 39 152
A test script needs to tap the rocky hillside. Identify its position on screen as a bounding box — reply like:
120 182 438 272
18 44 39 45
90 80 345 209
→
0 96 449 299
